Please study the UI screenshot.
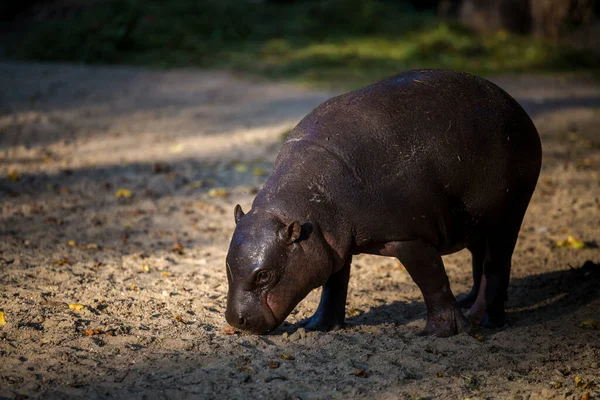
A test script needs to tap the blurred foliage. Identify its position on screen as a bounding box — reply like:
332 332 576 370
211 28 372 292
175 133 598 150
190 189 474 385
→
11 0 600 88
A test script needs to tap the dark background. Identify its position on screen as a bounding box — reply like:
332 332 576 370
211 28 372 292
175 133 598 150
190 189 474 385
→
1 0 598 88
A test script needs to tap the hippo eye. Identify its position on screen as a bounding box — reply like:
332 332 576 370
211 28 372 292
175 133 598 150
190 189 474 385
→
255 270 271 285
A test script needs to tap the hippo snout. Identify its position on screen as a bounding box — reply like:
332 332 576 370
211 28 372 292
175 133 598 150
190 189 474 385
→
225 296 278 334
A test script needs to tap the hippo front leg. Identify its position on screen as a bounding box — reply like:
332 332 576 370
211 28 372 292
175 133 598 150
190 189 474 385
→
383 240 470 337
303 258 351 331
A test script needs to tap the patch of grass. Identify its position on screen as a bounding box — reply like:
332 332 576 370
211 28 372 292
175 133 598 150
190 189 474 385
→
10 0 600 88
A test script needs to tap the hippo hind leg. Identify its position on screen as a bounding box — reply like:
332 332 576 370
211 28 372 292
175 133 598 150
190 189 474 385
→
457 239 486 309
384 239 470 337
302 257 351 331
466 218 523 328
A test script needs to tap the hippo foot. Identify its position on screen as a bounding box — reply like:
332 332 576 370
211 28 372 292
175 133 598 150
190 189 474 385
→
457 290 478 309
300 313 345 332
419 306 471 337
466 306 505 329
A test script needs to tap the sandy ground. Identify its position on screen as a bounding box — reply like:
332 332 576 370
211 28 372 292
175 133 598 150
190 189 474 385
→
0 61 599 400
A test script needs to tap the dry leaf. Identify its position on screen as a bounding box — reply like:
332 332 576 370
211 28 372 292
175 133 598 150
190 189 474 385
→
160 271 172 277
470 333 484 342
168 144 184 153
252 167 266 176
41 301 68 309
8 170 20 182
68 240 77 247
187 180 203 189
435 372 444 378
53 258 71 266
170 242 184 255
44 217 64 225
348 308 360 316
354 369 368 378
115 188 133 199
130 283 138 291
280 354 295 360
579 320 599 330
86 243 99 250
208 188 228 198
0 311 6 327
141 265 150 272
222 325 235 335
582 392 590 400
556 236 586 249
85 329 103 336
69 303 85 311
550 381 562 389
237 365 253 373
152 163 171 174
175 314 188 324
234 163 249 173
267 361 280 369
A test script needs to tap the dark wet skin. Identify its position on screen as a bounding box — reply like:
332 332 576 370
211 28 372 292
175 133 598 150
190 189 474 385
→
225 69 542 337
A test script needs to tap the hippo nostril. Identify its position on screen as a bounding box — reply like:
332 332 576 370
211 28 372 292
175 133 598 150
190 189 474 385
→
238 316 246 326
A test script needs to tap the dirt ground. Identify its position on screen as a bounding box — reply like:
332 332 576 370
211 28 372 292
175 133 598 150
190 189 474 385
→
0 61 599 400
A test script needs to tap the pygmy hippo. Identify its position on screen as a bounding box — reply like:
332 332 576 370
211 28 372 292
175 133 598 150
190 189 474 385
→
225 69 542 337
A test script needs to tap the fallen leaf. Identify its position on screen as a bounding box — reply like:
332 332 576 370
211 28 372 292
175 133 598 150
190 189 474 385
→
85 329 103 336
550 381 562 389
280 354 295 360
8 170 20 182
556 236 586 249
568 131 579 141
252 167 266 176
234 163 249 173
187 180 203 189
152 163 171 173
0 311 6 327
168 144 184 153
578 320 599 330
160 271 172 277
354 369 368 378
115 188 133 199
237 366 253 373
44 217 64 225
222 325 235 335
470 333 484 342
170 242 184 255
53 258 71 266
141 265 150 272
175 315 188 324
68 240 77 247
436 372 444 378
41 301 68 309
582 392 590 400
85 243 99 250
267 361 280 369
208 188 228 198
68 303 85 311
130 283 138 291
348 308 360 316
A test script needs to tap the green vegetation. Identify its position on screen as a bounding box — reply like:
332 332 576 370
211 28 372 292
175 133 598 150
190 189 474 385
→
12 0 600 88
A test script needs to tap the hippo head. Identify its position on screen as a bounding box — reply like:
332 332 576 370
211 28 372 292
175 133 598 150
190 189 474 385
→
225 204 333 334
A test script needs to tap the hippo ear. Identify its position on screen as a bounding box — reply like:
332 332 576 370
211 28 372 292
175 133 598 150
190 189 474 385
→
279 221 301 244
234 204 245 224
